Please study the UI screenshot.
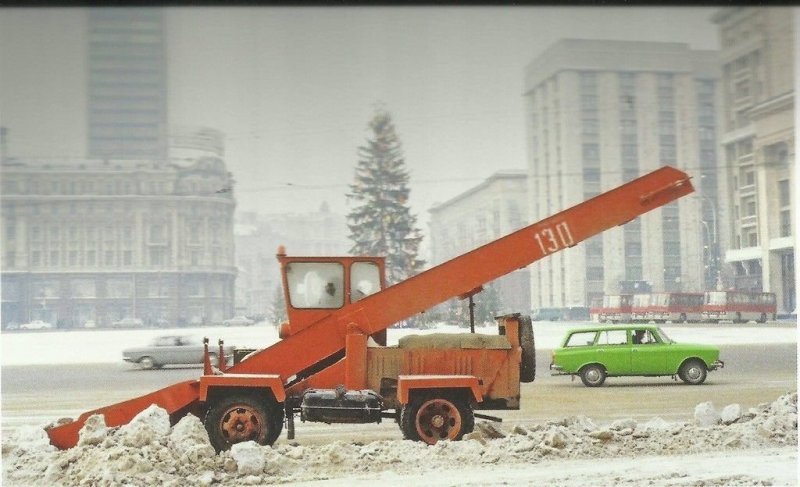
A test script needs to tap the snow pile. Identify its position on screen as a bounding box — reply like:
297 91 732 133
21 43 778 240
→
2 393 796 486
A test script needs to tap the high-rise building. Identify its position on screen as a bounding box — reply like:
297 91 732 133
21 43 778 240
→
712 7 795 314
87 8 168 160
428 170 531 314
0 8 237 328
524 39 722 309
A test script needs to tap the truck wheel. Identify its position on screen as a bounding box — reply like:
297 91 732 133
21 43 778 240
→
400 393 474 445
758 313 767 324
678 359 707 385
518 315 536 383
138 356 156 370
580 364 606 387
204 393 280 451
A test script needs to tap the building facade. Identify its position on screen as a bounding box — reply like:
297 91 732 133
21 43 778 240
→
88 8 168 160
0 130 237 329
234 204 351 321
712 7 795 314
524 39 723 309
428 171 531 315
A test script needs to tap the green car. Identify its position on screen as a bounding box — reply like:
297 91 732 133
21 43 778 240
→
549 324 724 387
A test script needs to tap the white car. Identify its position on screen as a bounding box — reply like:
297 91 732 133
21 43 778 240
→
112 317 144 328
19 320 54 330
223 316 254 327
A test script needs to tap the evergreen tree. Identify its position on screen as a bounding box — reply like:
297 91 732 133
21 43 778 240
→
347 107 424 284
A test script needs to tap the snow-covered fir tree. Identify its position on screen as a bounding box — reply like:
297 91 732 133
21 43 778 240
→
347 107 424 284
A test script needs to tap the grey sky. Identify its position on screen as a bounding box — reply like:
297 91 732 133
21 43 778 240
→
1 6 720 223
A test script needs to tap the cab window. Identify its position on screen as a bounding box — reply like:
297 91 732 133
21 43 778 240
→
350 262 380 303
286 262 344 309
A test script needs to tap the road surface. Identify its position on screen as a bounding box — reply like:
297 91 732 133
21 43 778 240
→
2 342 795 445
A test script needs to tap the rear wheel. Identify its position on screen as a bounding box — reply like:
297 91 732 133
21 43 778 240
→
580 364 606 387
138 356 156 370
400 393 474 445
678 359 707 385
204 393 280 451
518 315 536 383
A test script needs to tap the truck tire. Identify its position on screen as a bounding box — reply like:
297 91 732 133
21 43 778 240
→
204 393 281 451
400 392 474 445
519 315 536 383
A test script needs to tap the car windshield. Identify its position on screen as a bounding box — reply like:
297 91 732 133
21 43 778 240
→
655 327 673 343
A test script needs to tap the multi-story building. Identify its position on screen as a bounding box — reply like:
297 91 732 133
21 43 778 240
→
234 204 350 321
428 170 531 314
0 129 237 328
87 8 168 160
524 39 723 309
712 7 795 314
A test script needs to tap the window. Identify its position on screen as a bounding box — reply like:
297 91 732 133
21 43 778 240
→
69 251 78 266
780 210 791 237
123 251 132 266
105 250 114 265
565 331 597 347
286 262 344 309
50 251 59 266
87 250 96 266
350 262 381 303
6 222 15 240
779 180 790 207
6 251 15 268
598 329 628 345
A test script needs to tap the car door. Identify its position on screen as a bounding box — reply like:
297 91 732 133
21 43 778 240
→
594 329 631 375
630 328 669 374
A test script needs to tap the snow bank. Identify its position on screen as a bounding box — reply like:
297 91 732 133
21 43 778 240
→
3 393 796 486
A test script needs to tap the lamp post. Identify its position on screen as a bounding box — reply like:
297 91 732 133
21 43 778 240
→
695 194 721 290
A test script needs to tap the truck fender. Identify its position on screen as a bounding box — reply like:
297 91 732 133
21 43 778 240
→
199 374 286 403
397 375 482 405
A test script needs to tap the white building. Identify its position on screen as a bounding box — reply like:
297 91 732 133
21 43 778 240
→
428 171 530 314
524 39 722 309
712 7 795 314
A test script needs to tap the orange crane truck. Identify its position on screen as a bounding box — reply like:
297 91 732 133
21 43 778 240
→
46 166 693 450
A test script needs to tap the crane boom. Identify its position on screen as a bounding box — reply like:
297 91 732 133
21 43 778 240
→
231 166 693 377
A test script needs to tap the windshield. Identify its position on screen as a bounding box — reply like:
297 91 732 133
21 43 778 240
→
705 291 727 305
656 327 673 343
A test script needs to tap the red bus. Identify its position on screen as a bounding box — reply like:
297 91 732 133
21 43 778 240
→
593 294 632 323
645 292 705 323
630 293 651 322
702 291 777 323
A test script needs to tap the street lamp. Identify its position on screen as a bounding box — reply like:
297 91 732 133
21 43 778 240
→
694 194 721 290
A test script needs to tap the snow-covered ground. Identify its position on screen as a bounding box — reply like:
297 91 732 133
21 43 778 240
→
2 393 796 486
1 321 796 366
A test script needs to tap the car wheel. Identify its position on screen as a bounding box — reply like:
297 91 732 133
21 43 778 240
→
139 356 156 370
580 364 606 387
678 359 707 385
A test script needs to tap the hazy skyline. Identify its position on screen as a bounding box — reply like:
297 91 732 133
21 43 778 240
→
1 6 720 225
